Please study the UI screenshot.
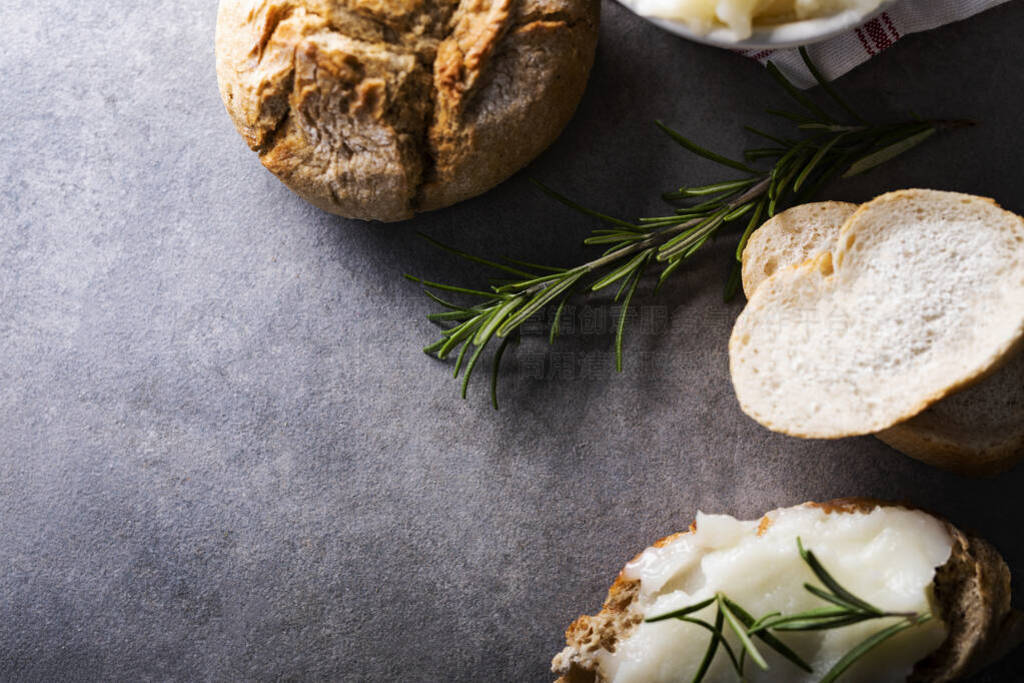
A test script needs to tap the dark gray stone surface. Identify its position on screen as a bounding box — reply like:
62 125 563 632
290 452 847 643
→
2 1 1023 680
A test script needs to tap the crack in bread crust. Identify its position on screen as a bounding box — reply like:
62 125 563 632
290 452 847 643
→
216 0 599 221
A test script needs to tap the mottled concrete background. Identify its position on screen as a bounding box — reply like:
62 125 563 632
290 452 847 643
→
2 1 1023 680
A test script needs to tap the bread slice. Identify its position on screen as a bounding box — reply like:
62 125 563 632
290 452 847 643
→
740 200 1024 474
729 190 1024 438
741 201 858 299
552 500 1023 683
875 354 1024 475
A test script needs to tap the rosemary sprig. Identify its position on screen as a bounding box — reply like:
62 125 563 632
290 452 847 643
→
408 48 970 406
644 537 933 683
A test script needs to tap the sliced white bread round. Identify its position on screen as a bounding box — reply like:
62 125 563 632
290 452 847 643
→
741 201 858 298
740 201 1024 475
730 190 1024 439
552 499 1023 683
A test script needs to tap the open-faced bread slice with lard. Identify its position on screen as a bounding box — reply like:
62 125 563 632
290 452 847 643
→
730 190 1024 439
739 200 1024 475
552 500 1022 683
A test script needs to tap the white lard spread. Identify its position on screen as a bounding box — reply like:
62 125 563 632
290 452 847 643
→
595 505 952 682
624 0 885 40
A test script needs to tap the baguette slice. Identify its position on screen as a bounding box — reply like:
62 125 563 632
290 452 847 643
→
552 500 1022 683
730 190 1024 438
741 201 858 299
740 201 1024 475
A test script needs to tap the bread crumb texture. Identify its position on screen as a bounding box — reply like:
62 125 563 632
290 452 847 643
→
215 0 599 221
729 190 1024 439
741 201 858 299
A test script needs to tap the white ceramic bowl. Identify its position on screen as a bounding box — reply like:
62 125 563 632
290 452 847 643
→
622 0 899 50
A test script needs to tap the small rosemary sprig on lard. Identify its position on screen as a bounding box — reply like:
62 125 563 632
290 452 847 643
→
645 537 933 683
406 49 970 407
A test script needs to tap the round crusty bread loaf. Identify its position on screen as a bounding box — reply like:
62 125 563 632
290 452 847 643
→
730 190 1024 439
552 499 1023 683
215 0 600 222
741 201 858 299
740 201 1024 475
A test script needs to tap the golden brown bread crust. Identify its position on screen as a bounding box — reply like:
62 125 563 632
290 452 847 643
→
215 0 599 222
910 524 1021 682
877 422 1024 477
552 500 1021 683
876 352 1024 477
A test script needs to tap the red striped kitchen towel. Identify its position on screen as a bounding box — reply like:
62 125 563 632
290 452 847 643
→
742 0 1013 87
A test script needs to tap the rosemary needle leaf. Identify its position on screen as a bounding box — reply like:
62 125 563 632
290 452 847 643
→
747 612 783 633
656 257 684 293
794 134 846 191
453 339 471 377
798 123 864 132
723 261 742 302
753 607 847 630
420 288 476 312
674 198 726 214
592 251 649 292
405 275 498 299
658 209 726 259
645 596 717 622
744 125 794 147
424 338 448 355
427 310 479 323
766 108 818 125
615 263 646 372
768 155 806 216
798 538 881 614
460 342 488 399
673 616 744 674
843 126 937 177
656 120 759 175
768 612 877 632
495 271 567 294
683 231 714 259
416 233 537 279
735 198 767 262
490 336 512 410
614 267 633 303
474 297 523 346
819 615 931 683
765 61 832 123
723 202 756 222
530 179 643 231
497 272 585 336
723 596 813 674
659 212 727 261
584 232 647 246
745 147 786 161
503 257 568 274
549 296 570 344
719 596 769 671
667 178 758 198
439 316 484 358
799 46 867 124
803 583 869 611
693 607 726 683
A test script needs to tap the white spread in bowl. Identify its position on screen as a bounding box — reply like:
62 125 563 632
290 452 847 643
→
623 0 886 41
